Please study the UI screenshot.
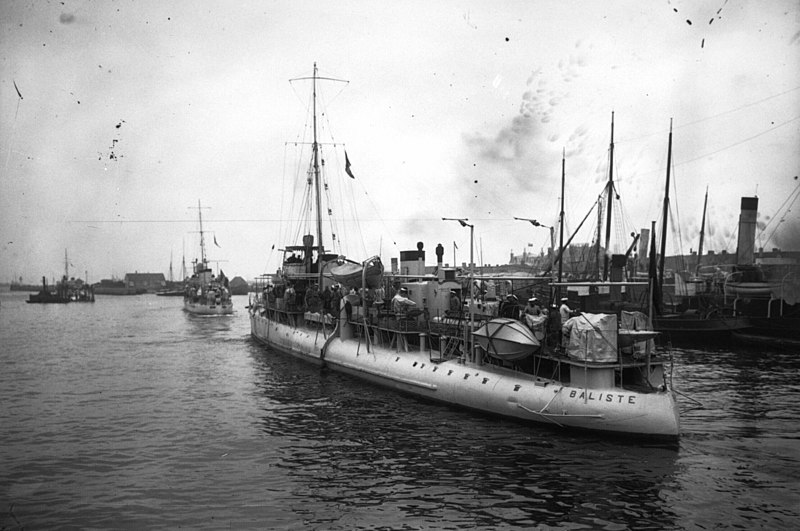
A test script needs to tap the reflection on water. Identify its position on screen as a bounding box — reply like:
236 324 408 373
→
250 345 681 529
669 345 800 528
1 290 798 529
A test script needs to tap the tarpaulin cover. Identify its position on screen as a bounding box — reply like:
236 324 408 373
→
620 310 655 355
563 313 618 362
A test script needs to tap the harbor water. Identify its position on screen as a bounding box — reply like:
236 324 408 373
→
1 290 798 529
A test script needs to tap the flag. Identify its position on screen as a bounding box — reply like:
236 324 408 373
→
213 235 221 248
453 241 458 250
345 151 355 179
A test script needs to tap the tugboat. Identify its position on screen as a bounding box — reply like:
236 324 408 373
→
249 64 680 440
27 251 95 303
183 200 233 315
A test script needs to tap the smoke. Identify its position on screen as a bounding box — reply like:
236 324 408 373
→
463 112 545 187
460 42 593 198
761 216 800 252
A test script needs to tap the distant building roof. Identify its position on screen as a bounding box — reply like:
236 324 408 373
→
125 273 166 282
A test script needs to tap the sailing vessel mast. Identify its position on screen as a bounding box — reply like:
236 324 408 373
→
311 63 324 286
602 112 615 281
696 186 708 276
558 148 565 293
181 240 187 280
168 251 174 283
658 119 673 292
289 63 348 287
197 199 207 267
595 196 602 278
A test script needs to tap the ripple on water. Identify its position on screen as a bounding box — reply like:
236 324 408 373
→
1 292 798 528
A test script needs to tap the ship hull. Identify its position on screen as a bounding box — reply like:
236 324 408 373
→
184 299 233 315
653 315 751 342
250 313 679 439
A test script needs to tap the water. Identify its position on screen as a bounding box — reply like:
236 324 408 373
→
1 290 798 529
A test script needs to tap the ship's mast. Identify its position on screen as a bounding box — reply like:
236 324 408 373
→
197 199 207 265
312 63 324 268
595 196 602 278
558 148 565 289
169 251 174 282
602 112 615 281
290 64 348 286
181 240 187 280
658 119 673 291
696 186 708 276
64 248 69 279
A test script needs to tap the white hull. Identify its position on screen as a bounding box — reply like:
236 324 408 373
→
250 314 679 439
184 299 233 315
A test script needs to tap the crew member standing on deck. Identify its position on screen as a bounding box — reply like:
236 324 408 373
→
330 285 342 318
449 289 462 314
559 297 572 321
499 294 520 319
285 283 297 312
525 297 543 316
391 287 417 317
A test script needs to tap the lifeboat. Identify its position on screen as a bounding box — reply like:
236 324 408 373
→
472 318 539 361
330 256 384 289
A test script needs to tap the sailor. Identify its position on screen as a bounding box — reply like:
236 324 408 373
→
374 284 385 306
320 285 332 313
345 287 357 321
285 283 297 312
499 294 520 319
449 289 462 313
548 303 562 347
304 282 321 312
559 297 572 321
391 287 417 316
524 297 543 316
329 284 342 317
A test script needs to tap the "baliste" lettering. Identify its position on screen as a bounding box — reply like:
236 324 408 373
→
568 389 636 405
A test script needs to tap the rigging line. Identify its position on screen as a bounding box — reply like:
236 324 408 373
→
631 114 800 177
669 156 685 261
760 183 800 249
276 143 289 263
681 115 800 165
327 146 351 256
616 85 800 144
343 165 369 259
357 181 401 250
757 180 800 238
318 91 345 147
679 86 800 129
668 208 685 273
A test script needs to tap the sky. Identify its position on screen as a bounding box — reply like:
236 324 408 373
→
1 0 799 283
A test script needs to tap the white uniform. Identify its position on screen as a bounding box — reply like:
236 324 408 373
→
559 303 571 322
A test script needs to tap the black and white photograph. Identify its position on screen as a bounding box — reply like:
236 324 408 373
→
1 1 798 529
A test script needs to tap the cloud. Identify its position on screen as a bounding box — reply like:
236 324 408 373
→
59 13 75 24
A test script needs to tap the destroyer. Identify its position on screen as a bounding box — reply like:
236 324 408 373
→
249 64 679 440
183 200 233 315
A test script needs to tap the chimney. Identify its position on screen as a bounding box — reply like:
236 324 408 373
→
736 197 758 265
399 242 425 277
